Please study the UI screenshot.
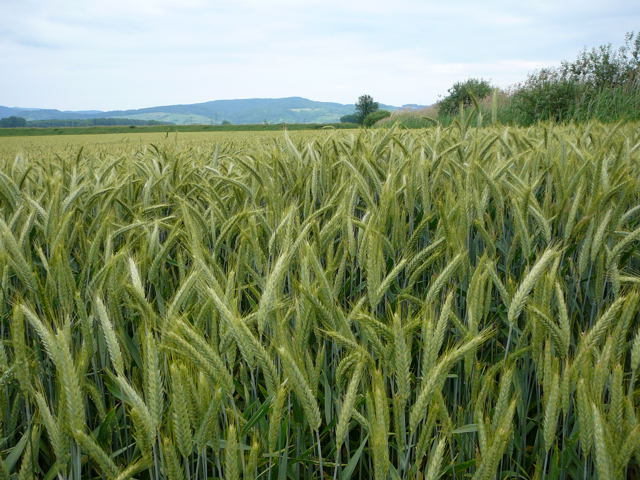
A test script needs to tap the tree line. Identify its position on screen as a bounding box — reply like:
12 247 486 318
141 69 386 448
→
0 117 173 128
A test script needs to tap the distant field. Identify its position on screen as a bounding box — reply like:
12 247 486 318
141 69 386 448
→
0 129 356 158
0 122 357 138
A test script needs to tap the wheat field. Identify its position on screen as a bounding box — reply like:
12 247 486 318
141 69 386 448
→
0 121 639 479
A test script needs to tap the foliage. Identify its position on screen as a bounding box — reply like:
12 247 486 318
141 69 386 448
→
560 31 640 88
510 32 640 125
340 113 361 123
355 94 379 123
508 73 583 123
362 109 391 126
0 116 27 127
437 78 493 116
374 33 640 128
0 124 640 479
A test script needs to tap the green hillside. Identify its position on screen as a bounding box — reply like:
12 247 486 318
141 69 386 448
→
0 97 411 125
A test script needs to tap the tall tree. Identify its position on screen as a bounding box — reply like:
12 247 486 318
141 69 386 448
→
355 95 379 124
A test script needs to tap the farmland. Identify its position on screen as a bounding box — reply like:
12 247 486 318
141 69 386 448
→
0 130 327 157
1 122 640 479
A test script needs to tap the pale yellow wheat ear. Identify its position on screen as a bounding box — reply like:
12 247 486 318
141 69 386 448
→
95 296 125 376
410 329 493 433
591 403 614 480
336 355 365 450
543 371 560 452
73 430 119 479
392 312 411 403
22 305 86 433
277 346 321 431
170 362 193 459
142 329 163 429
424 436 447 480
34 391 69 463
225 423 240 480
162 436 186 480
0 218 36 291
245 437 260 479
507 248 559 325
127 257 145 298
163 318 234 393
268 381 289 453
369 369 389 480
114 456 152 480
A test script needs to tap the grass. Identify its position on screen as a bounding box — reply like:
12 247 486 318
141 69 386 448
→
0 122 639 479
376 105 439 128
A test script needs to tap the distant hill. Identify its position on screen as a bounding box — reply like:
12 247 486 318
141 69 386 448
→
0 97 426 125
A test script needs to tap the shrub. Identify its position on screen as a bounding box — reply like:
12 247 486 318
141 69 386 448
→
509 32 640 125
510 70 584 124
438 79 493 116
340 113 360 124
363 110 391 127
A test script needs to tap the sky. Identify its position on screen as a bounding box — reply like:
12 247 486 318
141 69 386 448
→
1 0 639 111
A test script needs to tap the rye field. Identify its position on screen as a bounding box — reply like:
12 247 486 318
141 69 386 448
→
0 122 640 480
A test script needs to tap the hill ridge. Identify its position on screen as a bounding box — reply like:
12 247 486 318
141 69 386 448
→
0 97 424 125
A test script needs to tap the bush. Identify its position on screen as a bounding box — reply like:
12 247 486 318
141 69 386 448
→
363 110 391 127
560 32 640 89
340 113 360 124
509 70 584 124
438 79 493 116
0 116 27 128
509 32 640 125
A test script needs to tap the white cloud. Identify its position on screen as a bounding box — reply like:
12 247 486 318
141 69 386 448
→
1 0 638 110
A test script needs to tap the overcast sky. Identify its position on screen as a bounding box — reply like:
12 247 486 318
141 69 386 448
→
1 0 638 110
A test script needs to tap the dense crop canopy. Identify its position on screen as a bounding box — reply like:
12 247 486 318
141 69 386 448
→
0 123 639 479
